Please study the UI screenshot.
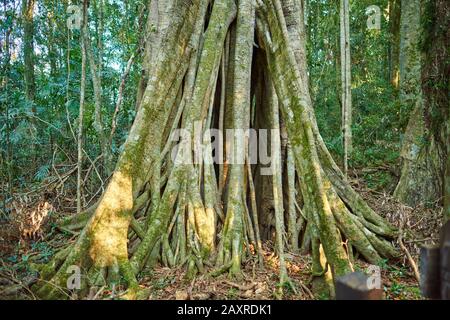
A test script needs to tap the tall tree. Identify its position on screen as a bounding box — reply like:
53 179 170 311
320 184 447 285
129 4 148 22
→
85 13 111 174
21 0 36 105
77 0 88 213
389 0 401 89
21 0 37 163
340 0 352 176
33 0 398 299
393 0 447 207
420 0 449 217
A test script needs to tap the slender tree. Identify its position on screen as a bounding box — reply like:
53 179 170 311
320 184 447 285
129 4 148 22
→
21 0 36 106
393 0 447 208
339 0 352 176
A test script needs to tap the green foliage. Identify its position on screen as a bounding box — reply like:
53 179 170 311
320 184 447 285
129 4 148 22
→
0 0 145 195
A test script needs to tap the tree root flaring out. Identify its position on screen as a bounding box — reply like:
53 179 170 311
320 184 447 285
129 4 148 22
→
33 0 398 299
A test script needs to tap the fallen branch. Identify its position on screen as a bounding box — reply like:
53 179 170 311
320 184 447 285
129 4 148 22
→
398 220 420 282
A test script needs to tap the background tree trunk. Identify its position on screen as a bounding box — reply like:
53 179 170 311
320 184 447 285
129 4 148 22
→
77 0 88 214
340 0 352 176
389 0 401 89
394 0 446 208
21 0 36 106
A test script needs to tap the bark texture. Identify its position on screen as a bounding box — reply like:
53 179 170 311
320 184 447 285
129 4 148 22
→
33 0 398 299
394 0 447 207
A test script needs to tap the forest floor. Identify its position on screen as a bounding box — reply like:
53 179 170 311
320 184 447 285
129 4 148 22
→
0 173 443 300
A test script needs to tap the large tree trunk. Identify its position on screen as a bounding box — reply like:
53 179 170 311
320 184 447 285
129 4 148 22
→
34 0 207 299
393 0 446 208
339 0 352 176
34 0 398 299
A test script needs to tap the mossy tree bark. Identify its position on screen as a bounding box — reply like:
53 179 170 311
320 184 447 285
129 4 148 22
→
393 0 448 208
34 0 398 299
420 0 449 218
